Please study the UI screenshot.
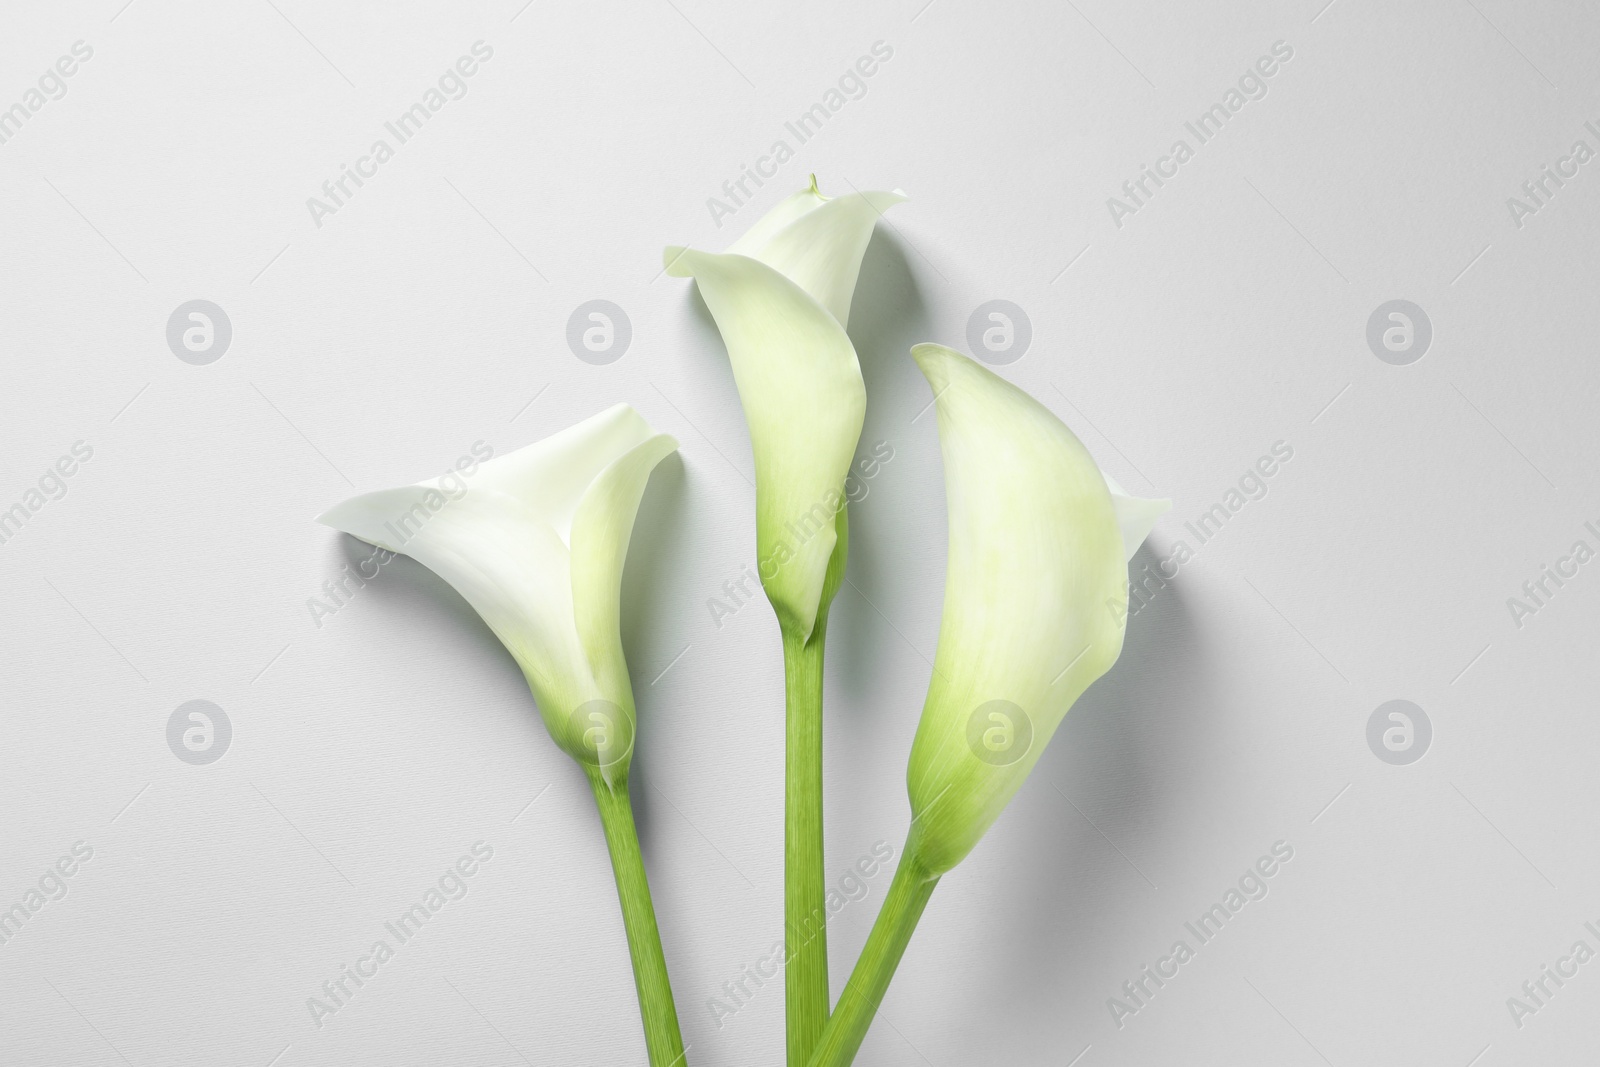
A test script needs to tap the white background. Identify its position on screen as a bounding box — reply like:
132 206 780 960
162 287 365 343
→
3 1 1599 1064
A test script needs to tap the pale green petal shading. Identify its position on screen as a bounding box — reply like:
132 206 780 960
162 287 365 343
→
571 433 680 714
317 404 676 776
903 344 1155 877
665 179 902 641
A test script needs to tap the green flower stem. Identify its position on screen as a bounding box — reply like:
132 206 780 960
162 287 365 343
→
784 623 830 1067
586 767 689 1067
806 847 939 1067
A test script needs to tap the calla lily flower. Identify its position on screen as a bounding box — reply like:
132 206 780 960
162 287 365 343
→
318 403 689 1067
808 344 1168 1067
666 176 905 1067
902 343 1169 875
665 176 905 641
317 403 675 780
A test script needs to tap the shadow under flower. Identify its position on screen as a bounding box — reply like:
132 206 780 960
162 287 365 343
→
968 539 1214 1024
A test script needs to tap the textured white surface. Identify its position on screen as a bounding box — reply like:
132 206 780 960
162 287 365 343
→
3 1 1599 1064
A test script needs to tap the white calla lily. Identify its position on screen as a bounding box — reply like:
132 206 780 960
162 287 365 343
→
902 344 1169 875
667 176 905 1067
318 403 688 1067
665 176 905 641
808 344 1168 1067
317 403 675 776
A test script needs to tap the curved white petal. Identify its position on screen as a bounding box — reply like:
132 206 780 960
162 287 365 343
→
903 345 1158 877
570 433 680 702
665 247 860 638
323 483 588 692
665 180 901 640
725 178 908 326
468 403 662 545
317 405 677 778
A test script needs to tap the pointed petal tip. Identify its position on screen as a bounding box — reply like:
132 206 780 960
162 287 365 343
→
313 492 393 548
608 403 676 451
910 340 957 364
1109 492 1172 562
663 245 693 276
807 174 906 204
314 496 358 532
601 400 641 424
639 431 680 465
587 402 666 447
911 342 969 392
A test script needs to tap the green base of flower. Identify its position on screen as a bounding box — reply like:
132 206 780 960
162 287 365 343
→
586 767 689 1067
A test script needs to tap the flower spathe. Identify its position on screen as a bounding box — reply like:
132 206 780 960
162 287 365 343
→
903 344 1169 876
316 403 677 784
803 345 1169 1067
665 177 906 641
